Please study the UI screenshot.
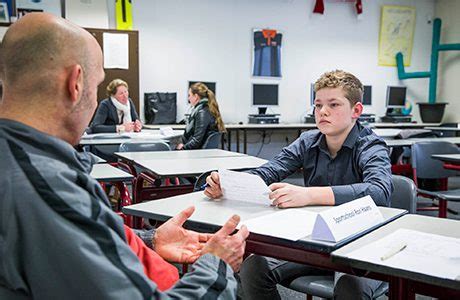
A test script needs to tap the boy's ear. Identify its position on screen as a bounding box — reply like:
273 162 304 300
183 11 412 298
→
352 102 363 119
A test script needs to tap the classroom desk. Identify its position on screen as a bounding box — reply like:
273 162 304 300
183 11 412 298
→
133 156 267 178
332 214 460 299
90 163 134 182
79 129 184 145
114 149 245 163
143 123 440 153
90 163 134 226
432 153 460 171
122 192 408 297
424 127 460 138
122 192 405 253
385 137 460 148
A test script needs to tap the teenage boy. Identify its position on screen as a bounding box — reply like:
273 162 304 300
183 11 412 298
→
204 70 393 299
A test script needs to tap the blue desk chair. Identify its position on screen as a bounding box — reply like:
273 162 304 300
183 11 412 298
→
411 141 460 218
202 132 222 149
288 175 418 300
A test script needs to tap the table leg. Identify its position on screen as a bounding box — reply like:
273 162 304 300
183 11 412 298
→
244 129 247 154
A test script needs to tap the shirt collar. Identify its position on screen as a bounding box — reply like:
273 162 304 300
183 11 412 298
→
311 122 361 151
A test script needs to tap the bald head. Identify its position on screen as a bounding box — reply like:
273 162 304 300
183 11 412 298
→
0 13 96 95
0 13 104 145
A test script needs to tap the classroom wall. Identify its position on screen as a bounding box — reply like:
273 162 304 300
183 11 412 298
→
127 0 437 124
436 0 460 123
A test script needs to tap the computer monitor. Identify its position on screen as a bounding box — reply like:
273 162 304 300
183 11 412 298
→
188 81 216 95
362 85 372 106
386 86 406 108
253 84 278 114
310 83 316 106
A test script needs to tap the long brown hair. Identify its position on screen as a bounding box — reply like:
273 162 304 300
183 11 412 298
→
190 82 226 132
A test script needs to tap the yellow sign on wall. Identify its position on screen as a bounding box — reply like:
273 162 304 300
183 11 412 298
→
116 0 133 30
378 5 416 66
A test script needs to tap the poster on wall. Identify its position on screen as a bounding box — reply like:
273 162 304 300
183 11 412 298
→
378 5 416 67
252 29 283 78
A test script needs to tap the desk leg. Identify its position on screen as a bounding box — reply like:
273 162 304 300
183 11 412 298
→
236 129 240 153
244 129 247 154
227 130 232 151
388 277 413 300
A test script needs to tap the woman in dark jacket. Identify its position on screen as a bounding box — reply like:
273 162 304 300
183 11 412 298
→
176 82 225 150
90 79 142 133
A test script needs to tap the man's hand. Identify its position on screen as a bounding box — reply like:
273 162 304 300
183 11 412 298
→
134 119 142 132
176 143 184 150
268 182 311 208
204 171 223 198
154 206 212 264
202 215 249 272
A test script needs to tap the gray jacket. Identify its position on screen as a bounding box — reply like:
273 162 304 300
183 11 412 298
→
0 119 236 299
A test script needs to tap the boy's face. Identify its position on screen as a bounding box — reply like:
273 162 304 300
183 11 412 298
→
314 87 362 137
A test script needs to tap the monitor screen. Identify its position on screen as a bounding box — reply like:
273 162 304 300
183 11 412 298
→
386 86 406 108
310 83 316 106
188 81 216 95
252 84 278 106
362 85 372 105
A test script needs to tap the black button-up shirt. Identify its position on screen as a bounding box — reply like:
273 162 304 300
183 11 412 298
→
249 122 393 206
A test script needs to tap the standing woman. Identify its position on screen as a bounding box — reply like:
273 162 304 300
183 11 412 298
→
177 82 226 150
90 79 142 133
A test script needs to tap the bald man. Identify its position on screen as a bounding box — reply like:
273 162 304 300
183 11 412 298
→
0 13 248 299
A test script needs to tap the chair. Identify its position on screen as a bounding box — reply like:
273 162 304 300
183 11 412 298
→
119 140 171 152
202 132 222 149
411 141 460 218
390 175 417 213
288 175 417 299
390 129 439 177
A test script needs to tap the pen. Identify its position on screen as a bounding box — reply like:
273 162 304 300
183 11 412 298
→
380 243 407 261
200 183 208 190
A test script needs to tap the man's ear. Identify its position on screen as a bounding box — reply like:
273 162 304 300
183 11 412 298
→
67 64 84 105
352 102 363 119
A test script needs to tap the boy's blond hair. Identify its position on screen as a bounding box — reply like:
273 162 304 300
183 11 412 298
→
314 70 363 106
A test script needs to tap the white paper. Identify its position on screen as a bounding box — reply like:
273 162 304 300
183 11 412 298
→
346 229 460 280
312 196 384 242
241 209 318 241
219 169 271 205
103 33 129 69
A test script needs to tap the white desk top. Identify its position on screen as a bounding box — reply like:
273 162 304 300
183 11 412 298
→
332 214 460 290
432 154 460 163
115 149 245 162
385 137 460 147
79 130 184 145
425 126 460 131
143 123 441 130
123 191 406 252
135 156 268 177
90 164 134 182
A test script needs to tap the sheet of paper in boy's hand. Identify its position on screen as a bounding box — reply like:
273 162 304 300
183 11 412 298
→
219 169 271 205
241 209 318 241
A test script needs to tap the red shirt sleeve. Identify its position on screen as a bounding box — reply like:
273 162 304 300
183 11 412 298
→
124 225 179 291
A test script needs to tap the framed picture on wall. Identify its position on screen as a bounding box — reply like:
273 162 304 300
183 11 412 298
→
0 3 10 23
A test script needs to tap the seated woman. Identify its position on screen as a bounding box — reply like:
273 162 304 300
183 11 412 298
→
176 82 225 150
90 79 142 133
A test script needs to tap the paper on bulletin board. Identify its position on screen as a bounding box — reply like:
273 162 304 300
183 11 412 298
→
103 33 129 69
378 5 416 67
